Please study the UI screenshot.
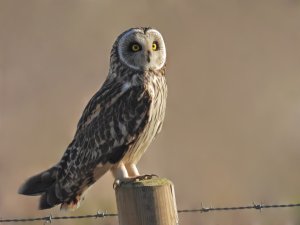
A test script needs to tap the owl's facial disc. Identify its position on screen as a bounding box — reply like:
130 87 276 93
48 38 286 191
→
118 28 166 71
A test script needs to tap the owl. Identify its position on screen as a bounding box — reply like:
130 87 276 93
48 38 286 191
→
19 27 167 210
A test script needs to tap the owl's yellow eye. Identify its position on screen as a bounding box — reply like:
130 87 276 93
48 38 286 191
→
131 43 141 52
152 41 159 51
152 43 157 51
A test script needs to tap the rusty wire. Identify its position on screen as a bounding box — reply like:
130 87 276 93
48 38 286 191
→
1 202 300 223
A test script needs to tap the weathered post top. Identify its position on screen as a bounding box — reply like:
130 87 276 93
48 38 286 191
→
115 177 178 225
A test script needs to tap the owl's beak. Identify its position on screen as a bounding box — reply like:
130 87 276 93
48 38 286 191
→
146 50 151 63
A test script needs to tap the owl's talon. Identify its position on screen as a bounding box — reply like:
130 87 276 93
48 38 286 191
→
113 178 136 189
113 180 121 189
113 174 159 189
134 174 158 181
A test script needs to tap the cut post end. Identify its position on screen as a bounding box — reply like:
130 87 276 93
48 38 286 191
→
115 177 178 225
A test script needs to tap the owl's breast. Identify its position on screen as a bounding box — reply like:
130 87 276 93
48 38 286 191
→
124 74 167 164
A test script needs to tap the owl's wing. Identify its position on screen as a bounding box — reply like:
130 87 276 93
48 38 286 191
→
74 77 151 164
40 79 151 209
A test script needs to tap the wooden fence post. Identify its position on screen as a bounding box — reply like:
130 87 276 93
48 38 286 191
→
115 177 178 225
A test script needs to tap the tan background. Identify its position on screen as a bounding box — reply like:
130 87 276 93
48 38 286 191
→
1 0 300 224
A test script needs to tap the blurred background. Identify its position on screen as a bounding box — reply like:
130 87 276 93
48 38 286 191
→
1 0 300 224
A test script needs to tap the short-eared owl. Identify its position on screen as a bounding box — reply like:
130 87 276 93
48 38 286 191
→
19 27 167 210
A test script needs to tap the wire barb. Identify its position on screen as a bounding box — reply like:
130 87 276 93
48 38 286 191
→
252 202 263 211
43 215 52 224
1 202 300 223
96 210 105 218
200 202 211 213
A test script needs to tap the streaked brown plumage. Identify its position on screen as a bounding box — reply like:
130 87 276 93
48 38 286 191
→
19 27 167 210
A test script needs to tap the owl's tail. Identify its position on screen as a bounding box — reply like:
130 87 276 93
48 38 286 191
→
18 167 62 210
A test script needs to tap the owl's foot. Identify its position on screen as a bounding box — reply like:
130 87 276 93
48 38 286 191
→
113 178 131 189
113 174 159 189
134 174 158 181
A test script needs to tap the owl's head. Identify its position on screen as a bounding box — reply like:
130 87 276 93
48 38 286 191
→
115 27 166 71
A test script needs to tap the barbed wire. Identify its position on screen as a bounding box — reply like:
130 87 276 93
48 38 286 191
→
177 202 300 213
0 211 118 223
1 202 300 223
